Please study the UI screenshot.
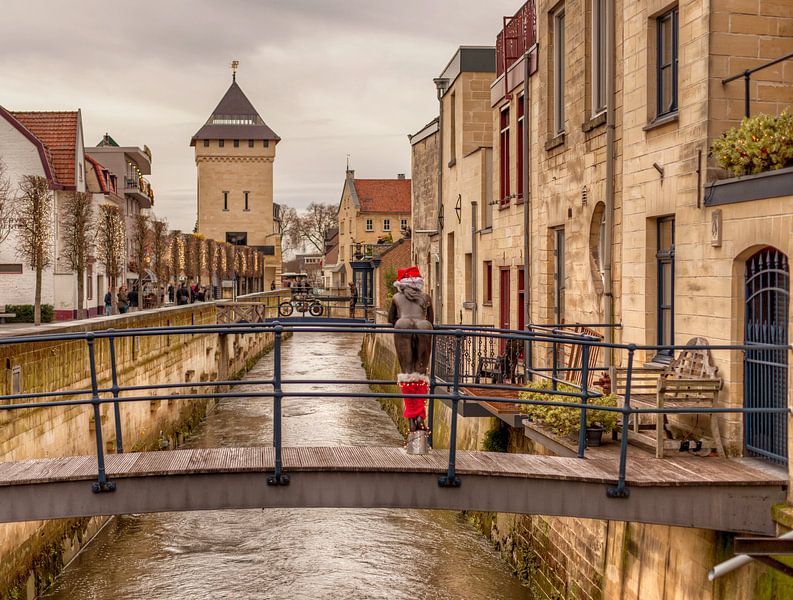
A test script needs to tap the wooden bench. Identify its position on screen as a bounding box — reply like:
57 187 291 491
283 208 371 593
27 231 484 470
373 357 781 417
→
613 337 724 458
0 313 16 324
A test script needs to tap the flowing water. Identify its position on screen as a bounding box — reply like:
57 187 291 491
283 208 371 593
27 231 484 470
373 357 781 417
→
42 332 531 599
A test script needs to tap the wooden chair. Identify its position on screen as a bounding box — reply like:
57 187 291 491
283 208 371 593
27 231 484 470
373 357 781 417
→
613 337 724 458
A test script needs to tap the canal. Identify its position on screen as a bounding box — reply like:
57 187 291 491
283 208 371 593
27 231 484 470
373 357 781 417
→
42 331 531 599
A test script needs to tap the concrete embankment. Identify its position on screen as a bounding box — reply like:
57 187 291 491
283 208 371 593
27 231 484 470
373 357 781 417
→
0 304 275 599
361 329 793 600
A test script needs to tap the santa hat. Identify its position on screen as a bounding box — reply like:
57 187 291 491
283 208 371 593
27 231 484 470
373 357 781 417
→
394 266 424 291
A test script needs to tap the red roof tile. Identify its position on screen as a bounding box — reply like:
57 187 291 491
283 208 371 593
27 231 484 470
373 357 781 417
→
353 179 411 214
85 154 110 194
11 111 79 188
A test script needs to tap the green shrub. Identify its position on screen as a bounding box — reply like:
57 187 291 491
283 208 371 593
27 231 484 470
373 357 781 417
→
518 379 619 437
482 421 509 452
5 304 54 323
711 110 793 177
383 266 398 310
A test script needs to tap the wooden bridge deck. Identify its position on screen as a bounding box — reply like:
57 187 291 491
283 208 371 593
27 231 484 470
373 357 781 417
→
0 447 785 534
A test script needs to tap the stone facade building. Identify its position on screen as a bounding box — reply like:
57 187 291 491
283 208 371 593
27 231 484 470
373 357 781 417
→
335 169 411 287
408 118 439 306
192 75 282 288
422 0 793 597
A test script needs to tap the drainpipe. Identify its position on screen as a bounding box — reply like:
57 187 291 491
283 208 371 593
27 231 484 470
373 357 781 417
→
523 49 532 371
471 200 478 326
433 78 449 324
603 0 616 367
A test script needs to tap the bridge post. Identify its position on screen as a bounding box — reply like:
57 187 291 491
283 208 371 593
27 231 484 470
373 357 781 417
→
86 334 115 494
608 344 635 498
552 335 559 390
427 334 437 447
108 332 124 453
577 343 591 458
439 330 462 488
267 323 290 486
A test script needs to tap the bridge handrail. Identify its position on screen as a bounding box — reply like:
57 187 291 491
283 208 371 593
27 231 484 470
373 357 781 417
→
0 321 789 497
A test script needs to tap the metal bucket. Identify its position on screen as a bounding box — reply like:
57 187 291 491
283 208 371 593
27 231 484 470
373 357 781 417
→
405 430 429 455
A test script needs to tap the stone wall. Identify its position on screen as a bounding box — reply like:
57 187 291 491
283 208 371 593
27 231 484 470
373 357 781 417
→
0 303 275 598
360 330 793 600
409 119 439 306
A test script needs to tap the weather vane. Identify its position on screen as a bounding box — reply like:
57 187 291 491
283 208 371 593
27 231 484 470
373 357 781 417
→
231 60 239 82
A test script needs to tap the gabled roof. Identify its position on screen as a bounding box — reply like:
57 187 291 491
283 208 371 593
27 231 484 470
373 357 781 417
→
353 178 411 214
0 106 65 189
191 79 280 145
85 154 116 195
11 111 79 189
97 133 119 147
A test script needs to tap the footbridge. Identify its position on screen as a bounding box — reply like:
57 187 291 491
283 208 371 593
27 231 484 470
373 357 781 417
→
0 319 788 536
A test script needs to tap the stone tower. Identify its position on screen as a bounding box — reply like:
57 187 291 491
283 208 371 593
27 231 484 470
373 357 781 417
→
191 75 281 285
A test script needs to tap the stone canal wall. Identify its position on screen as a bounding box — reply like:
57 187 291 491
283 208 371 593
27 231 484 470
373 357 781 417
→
361 330 793 600
0 304 275 599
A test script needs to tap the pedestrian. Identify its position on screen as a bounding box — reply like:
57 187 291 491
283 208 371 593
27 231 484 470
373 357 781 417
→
348 281 358 318
270 280 276 291
104 288 113 316
129 286 139 311
196 286 205 302
176 283 189 305
117 285 130 314
167 284 174 304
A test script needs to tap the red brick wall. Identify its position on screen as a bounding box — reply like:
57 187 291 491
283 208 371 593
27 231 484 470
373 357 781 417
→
375 239 412 309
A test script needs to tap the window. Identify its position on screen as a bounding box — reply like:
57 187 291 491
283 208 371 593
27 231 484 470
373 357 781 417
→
78 163 83 183
233 139 239 147
592 0 607 114
484 261 493 304
0 264 23 274
553 228 566 323
553 7 566 135
248 140 254 148
366 218 373 232
656 217 675 359
499 106 510 205
226 232 247 245
87 264 93 300
219 139 225 148
518 267 526 331
243 191 250 211
340 221 344 235
483 148 494 228
517 95 525 202
656 8 678 117
400 218 408 231
383 219 391 231
223 191 229 211
263 140 269 148
449 92 457 165
203 140 209 147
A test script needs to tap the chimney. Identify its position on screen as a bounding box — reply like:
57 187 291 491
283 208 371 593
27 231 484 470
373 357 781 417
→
397 173 406 180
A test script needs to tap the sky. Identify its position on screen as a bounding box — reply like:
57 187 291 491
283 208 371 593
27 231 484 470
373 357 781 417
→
0 0 515 232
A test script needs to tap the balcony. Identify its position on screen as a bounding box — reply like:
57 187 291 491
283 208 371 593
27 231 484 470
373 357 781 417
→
495 1 536 78
123 176 155 208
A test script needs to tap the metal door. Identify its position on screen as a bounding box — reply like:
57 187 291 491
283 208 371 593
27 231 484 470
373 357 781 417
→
744 248 789 464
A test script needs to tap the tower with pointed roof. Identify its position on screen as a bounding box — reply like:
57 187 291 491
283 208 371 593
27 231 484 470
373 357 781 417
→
191 73 281 286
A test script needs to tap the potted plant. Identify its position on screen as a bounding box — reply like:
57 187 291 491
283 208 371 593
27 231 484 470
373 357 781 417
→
518 380 619 445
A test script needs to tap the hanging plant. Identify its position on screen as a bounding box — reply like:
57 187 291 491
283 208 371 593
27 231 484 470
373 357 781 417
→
711 110 793 177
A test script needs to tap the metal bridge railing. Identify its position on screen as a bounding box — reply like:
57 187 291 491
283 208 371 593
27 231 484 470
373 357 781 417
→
0 321 789 498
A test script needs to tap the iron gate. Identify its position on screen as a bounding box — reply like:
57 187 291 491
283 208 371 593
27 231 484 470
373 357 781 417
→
744 248 789 464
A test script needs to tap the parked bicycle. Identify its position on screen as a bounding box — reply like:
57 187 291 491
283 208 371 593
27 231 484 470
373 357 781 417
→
278 294 324 317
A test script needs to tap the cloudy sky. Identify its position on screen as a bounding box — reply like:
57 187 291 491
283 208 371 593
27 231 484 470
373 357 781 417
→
1 0 514 231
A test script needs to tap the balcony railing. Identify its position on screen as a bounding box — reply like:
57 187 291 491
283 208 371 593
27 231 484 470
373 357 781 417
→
124 176 155 203
496 1 537 78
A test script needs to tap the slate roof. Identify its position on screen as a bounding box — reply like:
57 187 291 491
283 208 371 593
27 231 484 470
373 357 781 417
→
11 111 79 188
353 179 411 214
191 80 280 145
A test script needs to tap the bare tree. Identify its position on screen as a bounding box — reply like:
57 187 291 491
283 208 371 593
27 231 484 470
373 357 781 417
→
62 191 94 319
16 175 52 325
0 160 14 247
96 204 126 312
295 202 337 254
131 212 150 307
151 218 170 306
278 205 299 253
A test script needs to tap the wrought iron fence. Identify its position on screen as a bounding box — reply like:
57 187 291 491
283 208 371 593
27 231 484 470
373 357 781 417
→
0 320 789 499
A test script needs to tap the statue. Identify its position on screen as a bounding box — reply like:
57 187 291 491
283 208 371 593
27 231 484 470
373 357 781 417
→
388 266 434 451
